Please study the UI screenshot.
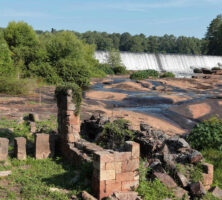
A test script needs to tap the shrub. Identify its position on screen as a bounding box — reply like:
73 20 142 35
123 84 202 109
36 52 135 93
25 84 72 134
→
113 65 127 75
55 82 82 115
130 70 159 80
97 119 135 150
187 116 222 151
212 67 221 70
0 77 36 95
98 63 114 75
136 161 175 200
160 72 175 78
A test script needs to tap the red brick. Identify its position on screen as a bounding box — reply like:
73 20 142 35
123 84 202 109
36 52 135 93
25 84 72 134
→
94 151 114 163
105 181 121 194
106 161 122 173
121 180 139 191
116 172 135 182
114 152 131 162
125 141 140 158
122 159 139 172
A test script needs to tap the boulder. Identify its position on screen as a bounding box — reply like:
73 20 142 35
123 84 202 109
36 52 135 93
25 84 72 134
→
28 113 39 122
175 172 189 188
82 191 97 200
202 68 213 74
165 135 190 151
153 172 177 189
209 186 222 199
189 150 203 163
190 181 206 197
109 191 141 200
193 68 203 73
140 123 151 131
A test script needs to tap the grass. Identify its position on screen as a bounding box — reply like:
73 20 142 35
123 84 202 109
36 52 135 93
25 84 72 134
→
0 116 92 200
0 157 92 200
130 70 159 80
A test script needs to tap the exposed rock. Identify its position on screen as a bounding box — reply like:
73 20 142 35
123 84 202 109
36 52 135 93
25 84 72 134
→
149 159 165 173
209 186 222 199
28 113 39 122
193 68 203 73
202 68 213 74
29 122 36 133
49 187 69 194
140 123 151 131
190 181 206 197
173 187 189 199
108 191 141 200
0 170 11 177
153 172 177 189
82 191 97 200
165 135 190 151
175 172 189 188
189 150 203 163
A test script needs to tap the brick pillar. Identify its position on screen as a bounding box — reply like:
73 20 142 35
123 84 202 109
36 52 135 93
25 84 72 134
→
57 89 80 143
0 138 9 161
93 141 140 200
14 137 26 160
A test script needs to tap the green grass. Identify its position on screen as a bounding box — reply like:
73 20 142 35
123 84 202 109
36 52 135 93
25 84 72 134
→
130 70 159 80
0 157 92 200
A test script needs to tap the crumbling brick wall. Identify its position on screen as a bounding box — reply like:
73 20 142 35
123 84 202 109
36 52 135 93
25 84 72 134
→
92 141 140 200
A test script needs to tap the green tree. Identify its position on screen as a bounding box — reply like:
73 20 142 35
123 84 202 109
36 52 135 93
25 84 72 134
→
46 31 100 87
106 50 122 68
0 32 14 76
205 14 222 55
4 21 42 77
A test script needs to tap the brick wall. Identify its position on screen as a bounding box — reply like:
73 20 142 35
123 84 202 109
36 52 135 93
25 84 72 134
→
92 141 140 200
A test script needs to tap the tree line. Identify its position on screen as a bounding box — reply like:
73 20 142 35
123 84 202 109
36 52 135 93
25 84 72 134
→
34 15 222 56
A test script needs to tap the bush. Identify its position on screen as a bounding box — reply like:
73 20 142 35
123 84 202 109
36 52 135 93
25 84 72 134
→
187 116 222 151
97 119 135 150
0 77 36 95
113 65 127 75
160 72 175 78
130 70 159 80
98 63 114 75
136 161 175 200
212 67 221 70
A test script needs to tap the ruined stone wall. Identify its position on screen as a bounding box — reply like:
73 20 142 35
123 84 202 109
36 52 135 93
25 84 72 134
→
93 141 140 200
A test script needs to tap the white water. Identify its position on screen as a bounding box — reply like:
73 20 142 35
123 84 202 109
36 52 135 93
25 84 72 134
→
95 51 222 76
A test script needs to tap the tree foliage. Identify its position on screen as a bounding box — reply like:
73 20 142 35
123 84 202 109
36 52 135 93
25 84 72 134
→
205 15 222 55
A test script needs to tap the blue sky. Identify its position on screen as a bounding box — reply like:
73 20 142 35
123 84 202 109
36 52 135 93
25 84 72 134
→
0 0 222 38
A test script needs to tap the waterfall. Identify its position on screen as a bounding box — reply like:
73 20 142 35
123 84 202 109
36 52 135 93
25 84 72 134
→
95 51 222 76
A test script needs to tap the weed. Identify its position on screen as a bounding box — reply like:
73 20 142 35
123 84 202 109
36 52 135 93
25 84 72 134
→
130 70 159 80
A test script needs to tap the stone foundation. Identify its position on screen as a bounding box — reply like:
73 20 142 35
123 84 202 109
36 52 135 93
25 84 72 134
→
93 141 140 200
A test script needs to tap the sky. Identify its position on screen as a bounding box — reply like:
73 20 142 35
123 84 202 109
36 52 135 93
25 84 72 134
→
0 0 222 38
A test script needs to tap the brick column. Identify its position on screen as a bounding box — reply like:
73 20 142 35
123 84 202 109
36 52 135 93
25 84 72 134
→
57 89 80 144
0 138 9 161
93 141 140 200
14 137 26 160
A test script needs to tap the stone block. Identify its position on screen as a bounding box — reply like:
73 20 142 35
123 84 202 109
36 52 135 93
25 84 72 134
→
35 134 54 159
202 163 213 174
100 170 115 181
122 159 139 172
94 151 114 163
209 186 222 199
121 180 139 191
153 172 177 189
173 187 189 199
67 115 80 125
203 173 213 188
105 181 122 193
190 181 206 197
93 160 105 170
175 172 189 187
114 152 131 162
110 191 140 200
0 170 11 177
14 137 26 160
125 141 140 159
116 172 135 182
106 162 122 173
0 137 9 161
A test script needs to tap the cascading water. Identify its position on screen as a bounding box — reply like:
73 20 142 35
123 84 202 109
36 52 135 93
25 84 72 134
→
95 51 222 76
